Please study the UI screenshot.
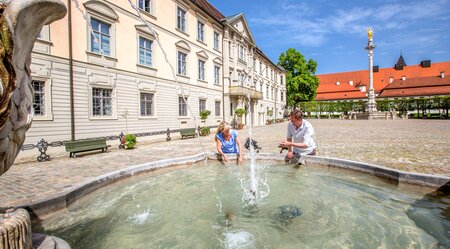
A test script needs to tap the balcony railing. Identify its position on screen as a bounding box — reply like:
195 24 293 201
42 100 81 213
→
229 86 263 99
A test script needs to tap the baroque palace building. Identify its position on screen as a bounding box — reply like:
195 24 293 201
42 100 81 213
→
27 0 286 144
316 55 450 102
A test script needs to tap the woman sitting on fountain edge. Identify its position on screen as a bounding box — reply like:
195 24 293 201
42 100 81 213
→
215 121 244 164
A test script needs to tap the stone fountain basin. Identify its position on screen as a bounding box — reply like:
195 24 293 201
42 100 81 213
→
17 152 450 219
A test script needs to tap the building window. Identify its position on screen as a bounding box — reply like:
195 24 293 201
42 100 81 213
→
197 21 204 42
229 42 232 58
281 75 284 84
92 88 113 116
140 92 154 116
260 63 262 75
239 73 245 85
139 37 152 66
239 45 244 60
215 101 221 116
265 66 268 78
199 99 206 113
266 85 269 98
177 7 186 32
32 80 46 116
91 18 111 56
177 51 187 75
281 91 284 101
138 0 151 13
214 31 219 50
198 59 205 80
214 66 220 85
179 97 187 116
230 103 233 115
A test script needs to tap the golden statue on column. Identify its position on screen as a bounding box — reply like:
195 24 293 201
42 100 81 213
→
367 27 373 40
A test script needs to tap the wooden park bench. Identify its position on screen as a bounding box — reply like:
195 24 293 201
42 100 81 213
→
65 138 111 158
180 128 197 139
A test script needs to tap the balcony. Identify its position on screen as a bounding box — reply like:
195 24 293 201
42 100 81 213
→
229 86 263 100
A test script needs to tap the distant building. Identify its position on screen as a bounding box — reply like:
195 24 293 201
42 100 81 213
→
316 56 450 102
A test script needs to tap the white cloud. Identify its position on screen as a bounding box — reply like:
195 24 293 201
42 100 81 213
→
247 0 450 48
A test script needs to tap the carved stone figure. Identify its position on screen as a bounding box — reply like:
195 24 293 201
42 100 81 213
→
0 0 66 177
0 1 66 248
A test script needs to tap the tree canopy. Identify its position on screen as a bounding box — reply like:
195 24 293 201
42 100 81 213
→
278 48 319 107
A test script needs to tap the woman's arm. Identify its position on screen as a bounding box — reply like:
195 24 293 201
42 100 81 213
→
215 137 229 162
236 136 243 165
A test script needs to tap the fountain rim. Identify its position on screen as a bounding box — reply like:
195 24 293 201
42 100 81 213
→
8 152 450 218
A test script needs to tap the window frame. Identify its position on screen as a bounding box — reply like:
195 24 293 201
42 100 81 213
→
176 6 187 33
214 65 220 85
31 78 53 121
213 31 220 50
179 96 188 117
137 0 152 13
139 91 155 117
198 59 205 81
177 51 187 76
138 36 153 67
91 87 114 117
84 1 118 62
197 20 205 42
199 99 206 113
215 100 221 117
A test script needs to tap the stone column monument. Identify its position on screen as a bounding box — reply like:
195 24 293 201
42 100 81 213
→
0 0 66 248
365 27 377 113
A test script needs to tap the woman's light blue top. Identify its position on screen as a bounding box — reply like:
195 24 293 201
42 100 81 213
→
216 130 239 154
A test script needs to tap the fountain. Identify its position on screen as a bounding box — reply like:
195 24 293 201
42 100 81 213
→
0 0 66 248
1 1 449 248
29 156 450 248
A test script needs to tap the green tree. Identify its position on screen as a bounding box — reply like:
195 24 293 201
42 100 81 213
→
278 48 319 107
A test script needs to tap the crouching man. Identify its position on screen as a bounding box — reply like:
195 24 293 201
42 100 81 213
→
279 109 316 163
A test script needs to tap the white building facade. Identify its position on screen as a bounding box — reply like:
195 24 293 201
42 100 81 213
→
27 0 285 144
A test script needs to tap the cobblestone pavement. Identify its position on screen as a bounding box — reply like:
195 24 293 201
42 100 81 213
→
1 119 449 207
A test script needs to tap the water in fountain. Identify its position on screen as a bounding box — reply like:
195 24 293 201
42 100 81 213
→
36 161 450 249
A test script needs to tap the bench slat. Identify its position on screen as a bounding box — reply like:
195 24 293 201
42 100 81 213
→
64 138 109 157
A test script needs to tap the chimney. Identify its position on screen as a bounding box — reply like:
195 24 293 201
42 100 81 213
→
402 76 406 81
349 80 353 86
373 66 379 72
389 77 394 83
421 60 431 68
441 72 445 78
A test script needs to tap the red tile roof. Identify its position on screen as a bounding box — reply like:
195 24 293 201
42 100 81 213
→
316 61 450 101
378 75 450 98
191 0 225 23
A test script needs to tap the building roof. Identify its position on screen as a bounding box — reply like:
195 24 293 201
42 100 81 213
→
316 61 450 101
190 0 225 23
378 75 450 98
395 54 407 67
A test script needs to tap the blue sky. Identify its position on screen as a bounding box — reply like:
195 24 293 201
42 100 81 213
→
208 0 450 74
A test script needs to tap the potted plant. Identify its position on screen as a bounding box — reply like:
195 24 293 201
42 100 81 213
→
200 110 211 122
125 133 137 149
199 110 211 136
234 108 247 129
199 126 210 136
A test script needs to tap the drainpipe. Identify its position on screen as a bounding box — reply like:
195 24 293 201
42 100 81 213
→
221 28 225 122
68 0 75 140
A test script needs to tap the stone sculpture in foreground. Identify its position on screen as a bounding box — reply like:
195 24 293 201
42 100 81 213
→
0 1 67 248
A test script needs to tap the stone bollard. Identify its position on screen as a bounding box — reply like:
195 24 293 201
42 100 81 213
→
0 209 32 249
